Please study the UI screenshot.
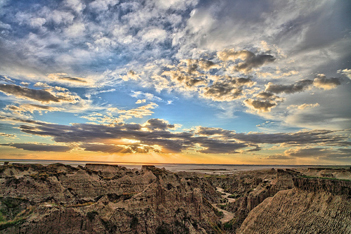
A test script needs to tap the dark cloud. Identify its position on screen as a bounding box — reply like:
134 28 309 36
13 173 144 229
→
146 118 175 130
233 130 346 146
267 155 291 160
58 77 87 83
28 104 52 110
195 127 232 136
12 118 246 154
217 49 275 73
1 143 72 152
0 133 16 138
313 75 341 90
10 117 349 155
6 104 53 112
265 76 343 95
244 99 277 112
201 77 254 101
235 54 275 73
195 139 247 154
245 145 262 152
284 147 351 160
284 147 326 158
265 80 313 94
256 92 275 99
203 83 242 101
0 84 60 102
198 59 219 71
166 71 206 88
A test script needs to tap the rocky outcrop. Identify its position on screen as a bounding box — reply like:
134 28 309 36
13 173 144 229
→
238 188 351 234
0 163 222 234
293 177 351 196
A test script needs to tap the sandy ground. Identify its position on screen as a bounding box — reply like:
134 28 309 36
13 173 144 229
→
212 187 235 223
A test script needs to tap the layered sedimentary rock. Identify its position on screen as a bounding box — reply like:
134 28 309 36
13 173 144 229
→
238 178 351 234
0 163 222 234
208 168 298 231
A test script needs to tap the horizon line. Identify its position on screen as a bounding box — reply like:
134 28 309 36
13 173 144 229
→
0 158 349 167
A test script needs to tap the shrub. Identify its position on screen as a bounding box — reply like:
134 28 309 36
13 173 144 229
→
87 211 98 221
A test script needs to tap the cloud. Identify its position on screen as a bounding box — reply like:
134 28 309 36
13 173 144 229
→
1 143 73 152
282 147 351 160
5 104 61 115
141 28 167 43
145 118 177 131
10 118 350 155
287 103 319 110
244 99 277 112
201 77 254 101
232 129 348 146
65 22 86 38
0 132 16 138
65 0 86 13
82 102 158 124
117 102 158 120
47 73 87 84
136 99 146 104
217 49 275 73
265 80 313 94
313 74 341 90
162 70 206 90
0 84 60 102
338 69 351 79
131 91 162 102
89 0 119 12
121 70 140 81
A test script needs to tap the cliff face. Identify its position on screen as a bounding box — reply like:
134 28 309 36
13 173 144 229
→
238 188 351 234
212 169 297 231
0 163 222 234
293 177 351 196
238 177 351 234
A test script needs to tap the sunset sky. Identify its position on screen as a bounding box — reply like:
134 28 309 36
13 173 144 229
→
0 0 350 165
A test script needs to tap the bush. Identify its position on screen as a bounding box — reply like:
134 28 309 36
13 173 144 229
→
228 194 240 198
130 216 138 228
87 211 98 221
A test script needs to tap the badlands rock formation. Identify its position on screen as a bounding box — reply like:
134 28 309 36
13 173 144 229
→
0 163 350 234
238 177 351 234
0 163 222 233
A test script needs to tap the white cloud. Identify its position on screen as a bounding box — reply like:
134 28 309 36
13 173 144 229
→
65 22 86 38
141 28 167 43
89 0 119 12
49 10 75 25
29 18 46 28
65 0 86 13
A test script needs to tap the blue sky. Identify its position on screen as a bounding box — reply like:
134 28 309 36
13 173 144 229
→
0 0 350 164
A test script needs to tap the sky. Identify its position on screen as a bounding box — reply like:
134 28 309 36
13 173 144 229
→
0 0 350 165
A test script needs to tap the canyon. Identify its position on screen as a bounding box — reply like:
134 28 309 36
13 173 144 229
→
0 163 350 233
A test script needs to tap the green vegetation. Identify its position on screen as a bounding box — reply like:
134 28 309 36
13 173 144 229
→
155 222 172 234
0 206 33 231
1 197 27 209
223 221 233 230
209 222 225 234
0 217 26 230
0 212 5 222
66 201 95 208
130 216 138 229
228 194 241 199
30 172 49 181
217 204 226 209
214 209 224 218
87 211 99 221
